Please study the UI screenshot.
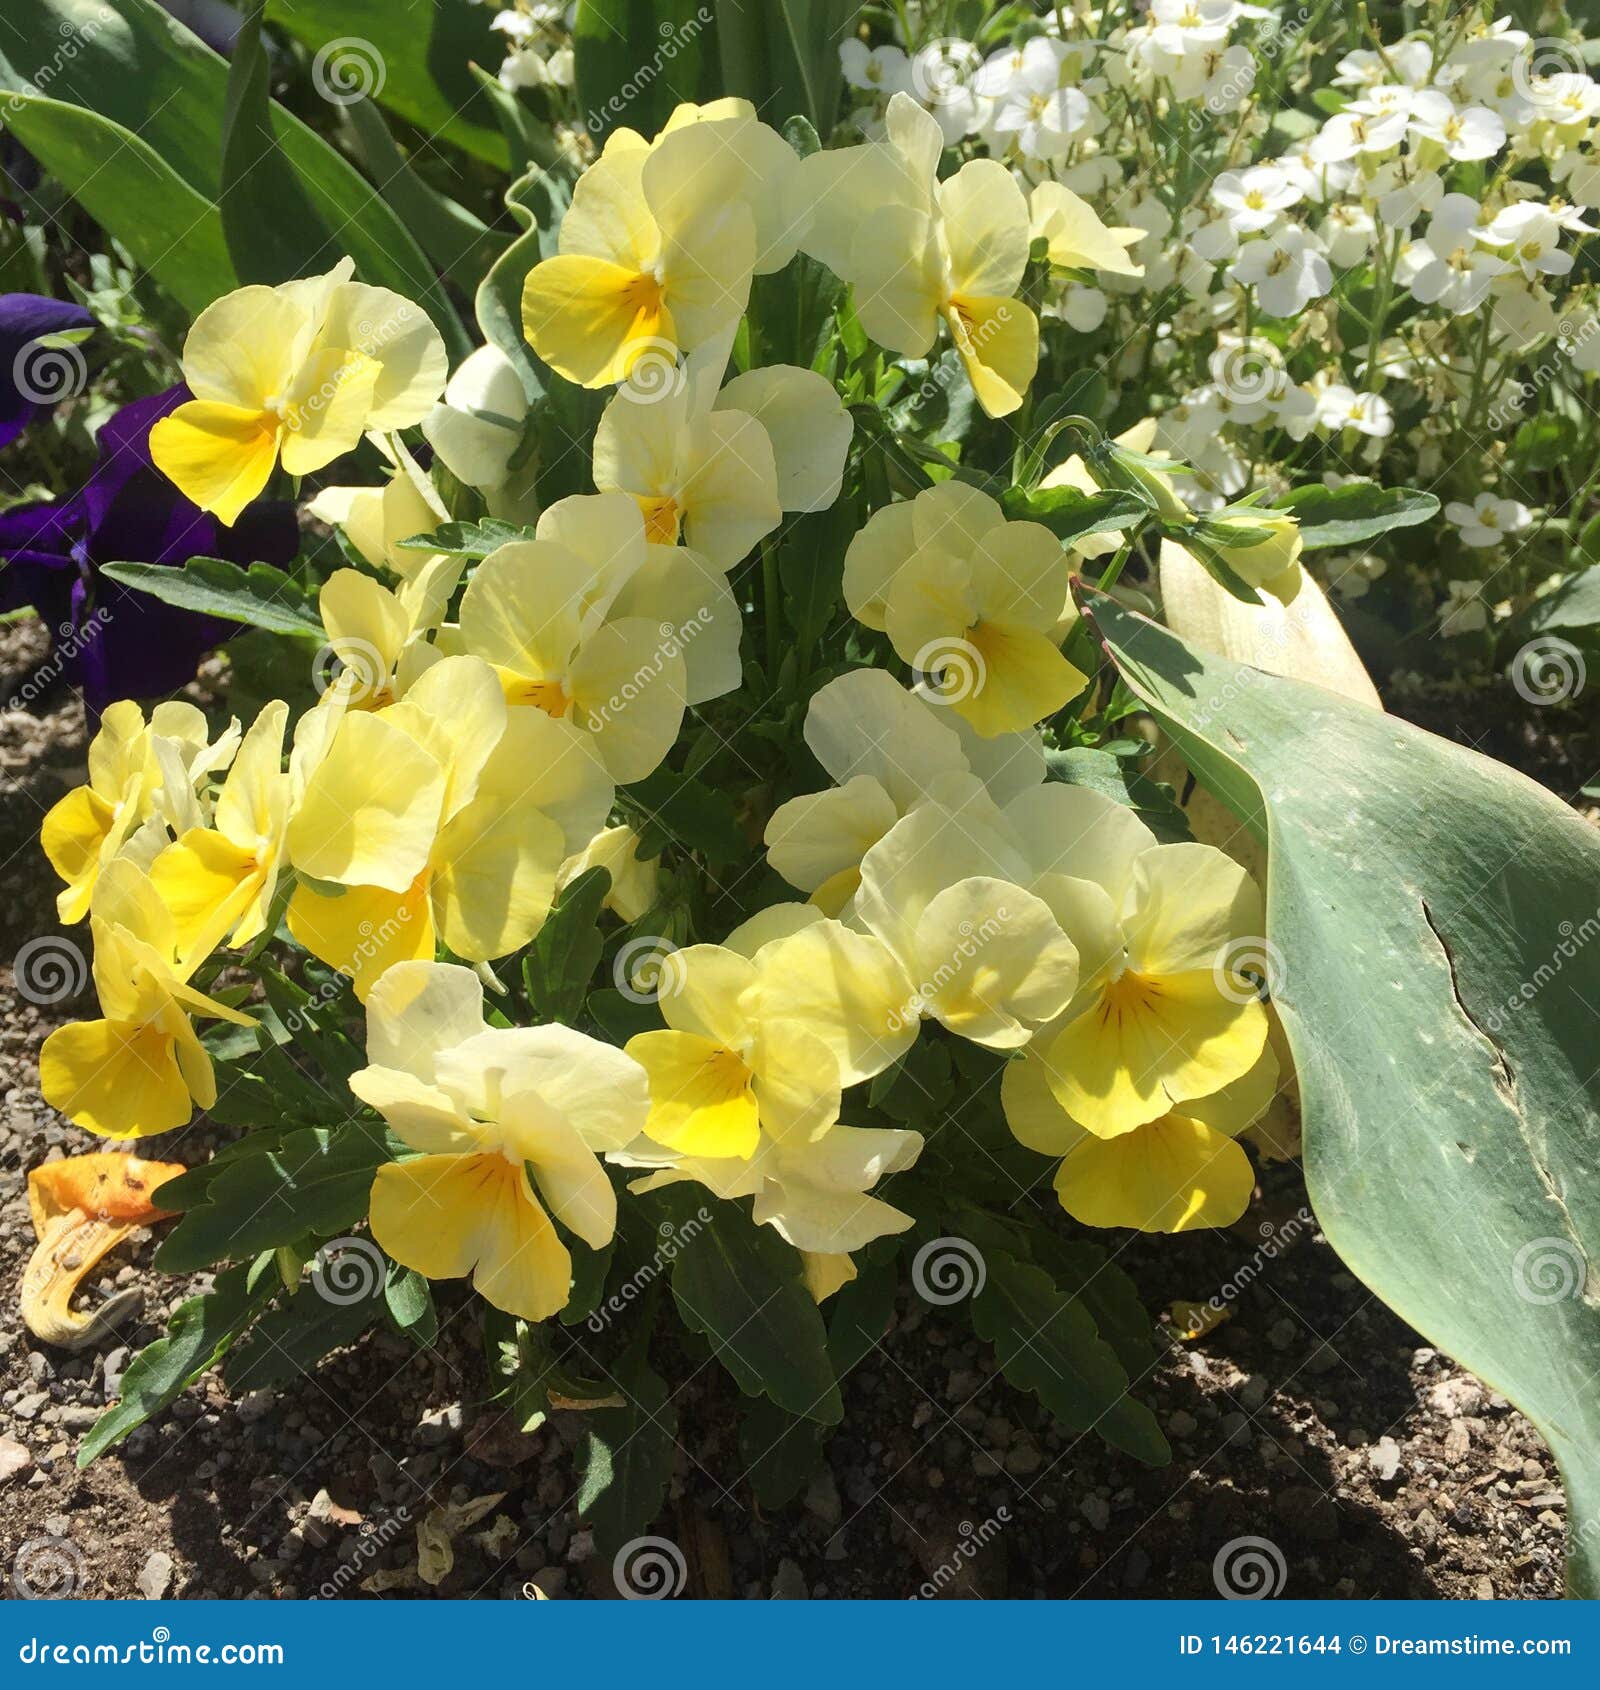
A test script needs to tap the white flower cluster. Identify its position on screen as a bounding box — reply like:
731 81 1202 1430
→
838 4 1600 641
479 0 575 93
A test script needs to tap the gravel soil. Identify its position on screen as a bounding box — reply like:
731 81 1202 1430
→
0 618 1581 1601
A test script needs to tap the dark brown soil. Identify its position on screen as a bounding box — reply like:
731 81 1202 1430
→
0 619 1573 1600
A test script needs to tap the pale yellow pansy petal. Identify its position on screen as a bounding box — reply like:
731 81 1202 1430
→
286 877 435 1002
559 142 657 268
656 197 755 350
913 877 1080 1048
381 653 507 823
659 944 758 1047
1123 843 1265 978
1053 1114 1255 1233
1030 872 1125 998
148 401 280 526
956 620 1086 738
755 1178 913 1255
362 960 487 1080
39 1019 190 1140
796 141 928 278
1001 1036 1086 1159
1030 181 1144 277
715 365 852 513
479 1024 651 1155
678 409 782 569
910 482 1007 556
148 829 261 962
766 777 900 898
567 616 687 784
214 699 288 848
751 918 918 1084
749 1020 843 1146
946 294 1039 420
605 543 742 706
319 568 409 681
369 1154 495 1281
805 670 968 806
457 539 589 682
593 382 691 514
720 903 824 958
286 712 445 891
558 825 658 924
347 1065 482 1155
939 159 1031 298
849 203 944 358
1183 1038 1282 1138
472 706 613 856
179 284 307 408
534 491 650 600
970 520 1070 631
279 345 381 477
317 280 448 430
842 500 919 630
644 111 805 274
1002 783 1158 905
627 1029 761 1159
430 796 565 962
941 712 1045 805
469 1161 578 1322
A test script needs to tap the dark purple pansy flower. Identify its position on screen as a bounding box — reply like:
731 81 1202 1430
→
0 293 95 450
0 383 298 711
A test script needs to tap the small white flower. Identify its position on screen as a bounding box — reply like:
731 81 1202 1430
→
840 40 911 94
1212 164 1302 233
1311 99 1410 163
1444 492 1533 549
1400 193 1508 313
1408 91 1506 161
1439 579 1488 635
1480 203 1573 279
1228 225 1332 317
1314 384 1394 437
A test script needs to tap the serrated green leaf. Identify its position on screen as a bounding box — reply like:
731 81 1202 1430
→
1001 485 1150 546
397 517 535 558
78 1256 278 1464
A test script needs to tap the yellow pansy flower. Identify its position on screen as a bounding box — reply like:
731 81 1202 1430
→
847 483 1088 737
39 860 255 1139
556 825 659 924
1003 1029 1277 1232
150 260 446 525
625 914 912 1161
306 440 449 580
1029 182 1144 276
354 963 649 1322
520 122 757 388
41 702 240 923
286 656 612 997
799 93 1039 416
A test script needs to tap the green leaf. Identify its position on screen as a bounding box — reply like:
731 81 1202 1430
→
99 558 323 640
575 0 719 139
1001 485 1150 547
715 0 854 136
1272 482 1440 551
576 1332 678 1554
384 1264 438 1349
78 1256 279 1464
0 91 236 315
224 1251 388 1392
523 867 609 1026
264 0 509 168
971 1248 1169 1464
1517 565 1600 638
0 0 466 354
477 164 572 406
397 517 535 558
1087 589 1600 1595
156 1118 400 1273
345 98 510 294
626 766 746 867
220 3 335 285
1043 747 1192 844
671 1202 842 1423
779 504 851 653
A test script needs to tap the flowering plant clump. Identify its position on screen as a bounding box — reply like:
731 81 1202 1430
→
7 0 1600 1591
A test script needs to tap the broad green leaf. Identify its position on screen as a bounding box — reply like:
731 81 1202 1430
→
576 1334 678 1554
78 1256 279 1464
384 1263 439 1348
523 868 609 1026
1043 746 1192 844
156 1118 400 1273
1000 485 1150 547
1517 565 1600 638
1086 590 1600 1596
0 91 236 315
1272 482 1440 550
263 0 509 168
220 3 335 285
670 1201 843 1424
971 1248 1169 1464
99 558 323 640
224 1257 388 1391
626 766 746 867
715 0 854 135
345 98 510 295
574 0 719 139
0 0 466 353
